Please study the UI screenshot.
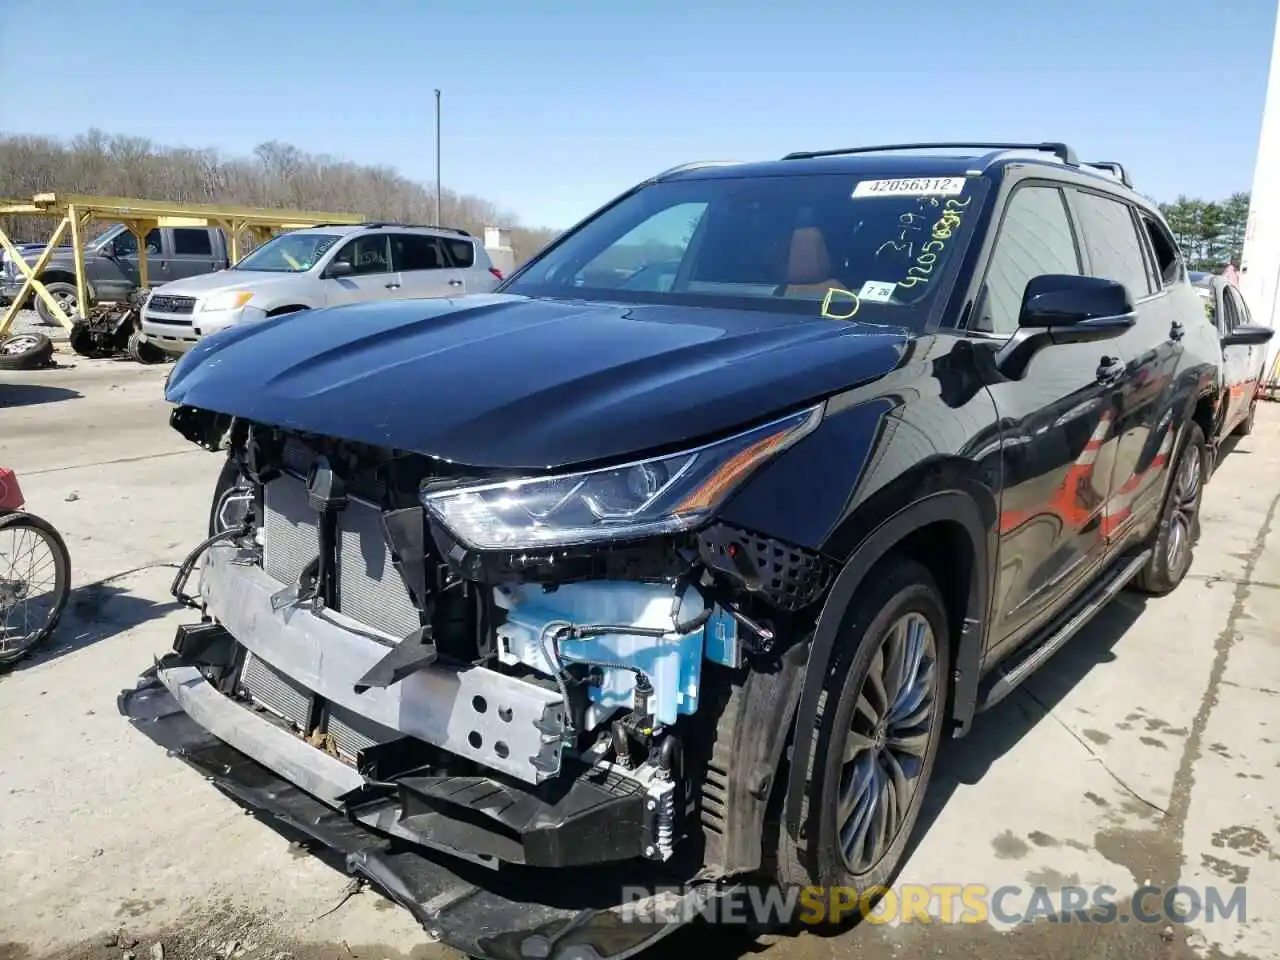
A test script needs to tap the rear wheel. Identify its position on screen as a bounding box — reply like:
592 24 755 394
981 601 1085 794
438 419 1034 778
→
772 557 950 915
34 282 80 326
0 512 71 667
1132 422 1205 595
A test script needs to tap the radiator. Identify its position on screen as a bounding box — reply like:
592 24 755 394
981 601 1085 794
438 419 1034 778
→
262 473 421 640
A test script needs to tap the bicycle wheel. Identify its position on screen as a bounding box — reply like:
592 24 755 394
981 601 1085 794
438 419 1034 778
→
0 512 72 666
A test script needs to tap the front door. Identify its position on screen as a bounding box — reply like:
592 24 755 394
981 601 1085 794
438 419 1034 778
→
974 182 1124 653
322 234 400 306
1221 285 1260 433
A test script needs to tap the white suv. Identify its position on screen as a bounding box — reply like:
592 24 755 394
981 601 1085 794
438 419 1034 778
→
140 223 503 356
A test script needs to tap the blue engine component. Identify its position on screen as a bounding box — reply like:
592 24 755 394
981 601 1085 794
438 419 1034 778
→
493 581 740 728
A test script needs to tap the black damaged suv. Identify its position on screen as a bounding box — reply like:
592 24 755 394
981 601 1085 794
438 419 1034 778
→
124 142 1222 959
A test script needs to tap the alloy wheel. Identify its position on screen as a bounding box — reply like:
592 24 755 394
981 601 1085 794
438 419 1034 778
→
1 335 40 355
1165 442 1202 577
837 611 938 873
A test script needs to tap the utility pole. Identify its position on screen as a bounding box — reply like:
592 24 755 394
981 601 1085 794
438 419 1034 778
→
434 89 442 226
1239 3 1280 376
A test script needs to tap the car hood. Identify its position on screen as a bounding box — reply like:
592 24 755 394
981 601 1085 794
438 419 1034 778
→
149 270 305 298
165 293 909 470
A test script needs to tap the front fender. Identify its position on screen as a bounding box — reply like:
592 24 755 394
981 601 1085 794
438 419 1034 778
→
782 489 990 836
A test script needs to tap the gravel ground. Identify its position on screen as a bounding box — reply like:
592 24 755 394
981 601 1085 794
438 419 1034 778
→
2 308 66 340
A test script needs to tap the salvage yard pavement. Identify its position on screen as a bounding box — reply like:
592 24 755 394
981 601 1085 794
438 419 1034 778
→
2 353 1279 960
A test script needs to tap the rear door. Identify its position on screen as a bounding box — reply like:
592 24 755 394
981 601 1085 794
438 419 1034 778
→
321 233 399 306
976 181 1124 652
388 232 458 298
1221 284 1259 430
1068 189 1181 546
167 228 221 282
441 236 481 294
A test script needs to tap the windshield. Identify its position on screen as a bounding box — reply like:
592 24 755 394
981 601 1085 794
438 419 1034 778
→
233 232 341 273
507 172 989 324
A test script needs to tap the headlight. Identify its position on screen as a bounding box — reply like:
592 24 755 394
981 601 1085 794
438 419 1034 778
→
201 290 254 312
422 404 824 549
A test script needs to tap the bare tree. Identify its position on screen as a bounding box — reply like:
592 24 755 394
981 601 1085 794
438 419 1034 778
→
0 129 560 264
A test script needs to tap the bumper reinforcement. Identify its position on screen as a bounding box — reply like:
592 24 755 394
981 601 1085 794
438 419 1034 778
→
119 673 725 960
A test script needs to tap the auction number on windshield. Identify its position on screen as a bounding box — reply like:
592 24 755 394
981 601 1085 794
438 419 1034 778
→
853 177 966 198
898 197 972 289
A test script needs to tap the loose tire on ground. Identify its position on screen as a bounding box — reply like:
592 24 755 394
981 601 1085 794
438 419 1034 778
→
68 321 116 359
0 332 55 370
127 329 167 365
1131 422 1206 596
770 556 951 920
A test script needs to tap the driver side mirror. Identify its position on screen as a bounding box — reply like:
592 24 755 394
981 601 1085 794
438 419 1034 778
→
995 274 1136 379
324 260 354 279
1222 324 1275 348
100 241 118 259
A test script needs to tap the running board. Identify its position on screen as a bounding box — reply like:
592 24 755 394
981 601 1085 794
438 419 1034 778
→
978 549 1151 711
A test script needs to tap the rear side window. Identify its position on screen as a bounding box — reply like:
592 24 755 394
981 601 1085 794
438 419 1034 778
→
1139 213 1184 288
391 234 447 271
173 228 213 256
443 238 475 268
977 184 1081 336
1072 191 1150 297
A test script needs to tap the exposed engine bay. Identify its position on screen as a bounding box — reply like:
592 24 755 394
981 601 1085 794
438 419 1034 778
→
159 410 834 873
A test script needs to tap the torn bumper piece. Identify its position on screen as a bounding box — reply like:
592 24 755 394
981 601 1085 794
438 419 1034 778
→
119 673 727 960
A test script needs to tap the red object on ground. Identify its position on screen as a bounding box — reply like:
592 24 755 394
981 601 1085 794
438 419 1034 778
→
0 467 25 511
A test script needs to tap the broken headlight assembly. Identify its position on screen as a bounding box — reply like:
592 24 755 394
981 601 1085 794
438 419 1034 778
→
422 403 825 549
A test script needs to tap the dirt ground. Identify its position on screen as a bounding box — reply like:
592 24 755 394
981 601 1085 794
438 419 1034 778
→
2 352 1279 960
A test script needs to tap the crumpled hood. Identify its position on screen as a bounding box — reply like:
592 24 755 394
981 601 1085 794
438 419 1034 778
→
165 293 908 470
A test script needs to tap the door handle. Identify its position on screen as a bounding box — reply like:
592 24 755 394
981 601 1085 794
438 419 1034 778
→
1170 320 1185 341
447 279 464 287
1096 356 1125 384
385 282 400 290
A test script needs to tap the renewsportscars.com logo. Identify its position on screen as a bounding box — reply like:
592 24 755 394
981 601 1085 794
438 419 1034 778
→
619 883 1248 927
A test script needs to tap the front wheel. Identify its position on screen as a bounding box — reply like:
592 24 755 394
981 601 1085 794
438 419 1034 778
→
0 511 72 667
1132 422 1206 595
772 556 950 907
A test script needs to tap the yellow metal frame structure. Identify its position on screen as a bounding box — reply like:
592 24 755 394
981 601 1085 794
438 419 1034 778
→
0 193 364 337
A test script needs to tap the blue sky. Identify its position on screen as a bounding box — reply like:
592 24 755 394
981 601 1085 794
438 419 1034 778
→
2 0 1277 230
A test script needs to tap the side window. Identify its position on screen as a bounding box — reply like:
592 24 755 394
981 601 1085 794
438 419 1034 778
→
443 238 475 268
573 201 708 288
1229 287 1252 326
1140 213 1184 288
172 228 213 257
113 229 162 258
1222 287 1243 331
1072 191 1151 297
330 235 392 276
977 185 1081 336
391 234 446 271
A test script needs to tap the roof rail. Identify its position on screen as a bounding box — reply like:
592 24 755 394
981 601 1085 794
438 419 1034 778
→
1079 160 1132 188
647 160 742 182
782 141 1080 166
359 222 472 237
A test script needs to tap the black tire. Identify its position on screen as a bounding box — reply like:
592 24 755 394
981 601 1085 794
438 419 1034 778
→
0 511 72 667
771 556 950 914
68 321 115 359
127 329 167 365
1233 400 1256 437
0 332 55 370
209 456 254 537
34 281 81 326
1132 422 1206 596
